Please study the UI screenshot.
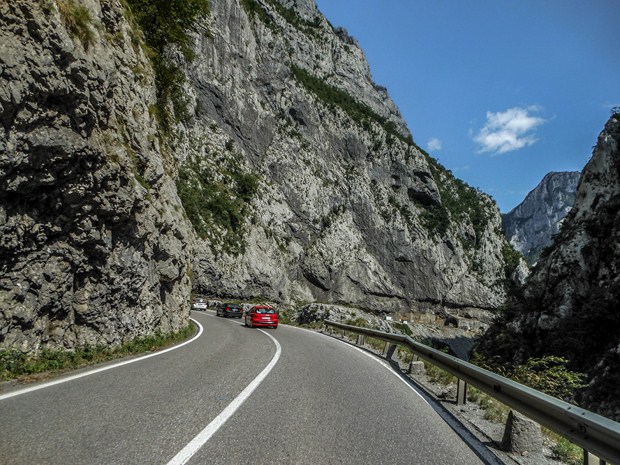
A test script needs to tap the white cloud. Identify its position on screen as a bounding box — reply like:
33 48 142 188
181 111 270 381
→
427 137 442 152
474 106 545 155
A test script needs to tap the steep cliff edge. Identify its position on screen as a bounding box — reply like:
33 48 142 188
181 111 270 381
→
0 0 194 352
477 113 620 420
502 171 580 264
178 0 513 316
1 0 516 354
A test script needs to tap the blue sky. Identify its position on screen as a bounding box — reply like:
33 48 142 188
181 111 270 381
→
314 0 620 212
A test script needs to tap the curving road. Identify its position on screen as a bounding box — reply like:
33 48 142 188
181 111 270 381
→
0 311 501 464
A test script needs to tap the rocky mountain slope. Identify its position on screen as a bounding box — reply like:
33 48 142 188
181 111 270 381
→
179 0 515 315
502 171 580 264
477 112 620 420
1 0 517 354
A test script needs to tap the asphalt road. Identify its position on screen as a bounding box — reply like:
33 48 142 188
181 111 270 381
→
0 311 500 464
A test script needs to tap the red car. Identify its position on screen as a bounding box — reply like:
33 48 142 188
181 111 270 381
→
245 305 278 328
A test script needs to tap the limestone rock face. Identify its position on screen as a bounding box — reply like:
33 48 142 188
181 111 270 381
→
180 0 511 314
502 171 580 264
0 0 193 353
1 0 514 353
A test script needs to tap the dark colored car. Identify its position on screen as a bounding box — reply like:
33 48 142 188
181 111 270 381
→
244 305 278 328
217 303 243 318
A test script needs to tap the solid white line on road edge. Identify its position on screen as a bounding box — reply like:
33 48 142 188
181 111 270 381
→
323 331 504 464
334 338 428 402
292 325 429 404
167 329 281 465
0 318 204 402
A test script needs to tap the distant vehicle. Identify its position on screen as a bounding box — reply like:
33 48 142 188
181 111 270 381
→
244 305 278 328
192 298 207 310
217 303 243 318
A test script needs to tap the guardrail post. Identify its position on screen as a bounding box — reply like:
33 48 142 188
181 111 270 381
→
456 378 467 406
584 450 606 465
356 334 365 346
385 344 397 360
323 320 620 464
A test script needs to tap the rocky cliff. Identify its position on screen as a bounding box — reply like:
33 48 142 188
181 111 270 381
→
1 0 515 354
179 0 513 316
502 171 580 264
477 113 620 420
0 0 194 353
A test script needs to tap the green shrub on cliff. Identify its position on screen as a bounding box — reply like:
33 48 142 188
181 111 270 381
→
122 0 210 133
502 242 523 278
291 65 413 145
423 154 494 245
177 159 259 255
241 0 322 37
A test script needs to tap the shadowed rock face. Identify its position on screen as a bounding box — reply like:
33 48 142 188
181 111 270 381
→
0 1 193 353
502 171 580 264
1 0 514 353
477 114 620 420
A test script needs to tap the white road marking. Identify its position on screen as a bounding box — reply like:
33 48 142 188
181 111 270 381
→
285 324 428 403
167 328 281 465
0 318 204 401
332 336 428 402
307 328 503 464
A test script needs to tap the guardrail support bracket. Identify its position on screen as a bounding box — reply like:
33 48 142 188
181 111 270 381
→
584 450 606 465
457 378 467 406
385 344 397 360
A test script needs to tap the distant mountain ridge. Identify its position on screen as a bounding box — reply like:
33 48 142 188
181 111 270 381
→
502 171 580 264
477 113 620 421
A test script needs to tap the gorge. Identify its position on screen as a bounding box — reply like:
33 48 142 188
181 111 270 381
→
1 0 520 353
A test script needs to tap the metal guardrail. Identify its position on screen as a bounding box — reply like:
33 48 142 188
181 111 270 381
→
324 320 620 465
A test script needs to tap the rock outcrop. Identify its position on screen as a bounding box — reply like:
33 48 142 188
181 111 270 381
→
1 0 516 354
477 113 620 420
179 0 513 315
502 171 580 264
0 0 194 353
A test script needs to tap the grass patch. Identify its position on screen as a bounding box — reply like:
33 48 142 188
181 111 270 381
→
424 361 457 386
545 430 582 465
0 323 195 382
397 347 414 365
466 386 510 422
345 317 370 328
365 336 387 352
57 0 95 47
135 173 151 191
291 65 413 146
